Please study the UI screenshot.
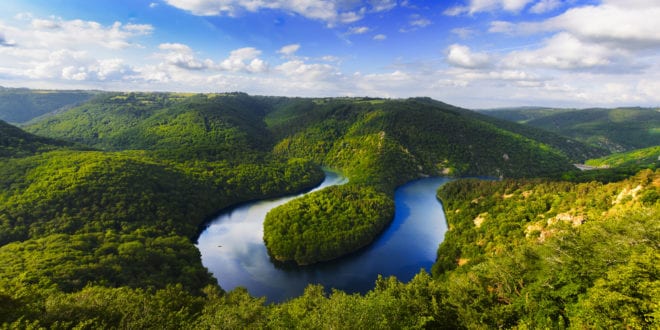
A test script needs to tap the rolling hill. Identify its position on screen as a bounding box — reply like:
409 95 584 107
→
0 87 96 124
22 92 603 264
0 119 78 158
0 91 658 328
480 107 660 153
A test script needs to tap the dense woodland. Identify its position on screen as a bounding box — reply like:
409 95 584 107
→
480 107 660 153
0 90 657 328
0 87 95 124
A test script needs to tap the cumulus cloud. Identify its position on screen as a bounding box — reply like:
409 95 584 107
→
373 34 387 41
451 27 476 39
503 33 621 71
446 44 492 69
159 43 211 70
545 4 660 49
276 60 336 80
410 17 431 27
13 17 153 49
347 26 370 35
0 15 151 86
400 14 432 32
0 33 16 47
444 0 535 16
529 0 562 14
484 1 660 76
219 47 268 73
278 44 300 56
163 0 396 25
490 2 660 49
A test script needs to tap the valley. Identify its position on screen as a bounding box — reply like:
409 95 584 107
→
0 90 657 328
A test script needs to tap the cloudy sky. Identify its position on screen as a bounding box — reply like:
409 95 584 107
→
1 0 659 108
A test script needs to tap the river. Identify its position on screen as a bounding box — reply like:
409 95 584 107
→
197 172 451 302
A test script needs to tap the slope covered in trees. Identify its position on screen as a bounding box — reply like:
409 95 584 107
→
586 145 660 168
4 91 656 328
3 167 656 328
434 169 659 328
262 97 590 264
22 93 591 265
0 87 96 123
25 92 273 161
480 107 660 153
0 119 79 158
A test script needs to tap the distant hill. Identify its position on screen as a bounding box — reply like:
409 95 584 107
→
0 87 97 123
265 97 604 186
26 93 594 181
24 92 603 265
0 119 75 157
586 146 660 168
479 107 660 153
25 92 273 161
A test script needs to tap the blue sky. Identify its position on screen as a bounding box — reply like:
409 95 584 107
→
1 0 659 108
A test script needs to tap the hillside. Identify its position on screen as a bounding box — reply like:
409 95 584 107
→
25 92 273 161
0 119 77 158
480 107 660 153
433 169 659 328
586 146 660 168
266 97 582 183
0 91 658 328
0 87 96 123
21 92 595 265
262 97 592 264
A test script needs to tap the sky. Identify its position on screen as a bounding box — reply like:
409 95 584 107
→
1 0 659 109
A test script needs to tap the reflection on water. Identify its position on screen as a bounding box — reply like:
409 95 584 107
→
197 172 450 302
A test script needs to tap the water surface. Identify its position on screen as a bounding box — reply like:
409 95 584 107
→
197 173 451 302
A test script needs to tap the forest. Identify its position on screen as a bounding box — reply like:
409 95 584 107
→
0 90 657 328
480 106 660 153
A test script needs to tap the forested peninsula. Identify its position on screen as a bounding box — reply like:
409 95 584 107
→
0 90 657 328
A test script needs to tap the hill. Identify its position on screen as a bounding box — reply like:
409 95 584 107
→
25 92 273 161
480 107 660 153
0 87 96 123
0 119 77 157
586 146 660 168
433 168 659 328
1 91 658 328
23 92 598 265
262 96 592 264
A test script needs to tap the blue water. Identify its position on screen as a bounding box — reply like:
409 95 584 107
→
197 173 451 302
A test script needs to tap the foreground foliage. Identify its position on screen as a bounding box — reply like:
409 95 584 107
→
434 169 660 328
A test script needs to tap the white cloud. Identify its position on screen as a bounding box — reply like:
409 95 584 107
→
529 0 562 14
546 4 660 49
276 60 337 81
446 44 492 69
373 34 387 41
444 0 534 16
219 47 268 73
158 43 211 70
347 26 370 35
278 44 300 56
451 27 476 39
410 18 431 27
369 0 397 12
488 21 515 33
11 17 153 50
503 33 619 71
400 14 432 32
163 0 395 25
